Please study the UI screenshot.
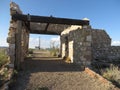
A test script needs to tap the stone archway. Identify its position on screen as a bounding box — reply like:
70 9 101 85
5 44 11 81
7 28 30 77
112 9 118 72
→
7 2 30 70
8 2 120 71
7 2 94 70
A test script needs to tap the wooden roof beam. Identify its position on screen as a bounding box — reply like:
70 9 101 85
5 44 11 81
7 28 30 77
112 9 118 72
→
12 14 90 26
30 30 59 35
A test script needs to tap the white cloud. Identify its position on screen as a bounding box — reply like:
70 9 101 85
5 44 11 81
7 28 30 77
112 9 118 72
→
111 40 120 46
51 36 60 42
0 36 60 48
0 38 8 47
29 37 50 48
50 36 60 47
29 36 60 49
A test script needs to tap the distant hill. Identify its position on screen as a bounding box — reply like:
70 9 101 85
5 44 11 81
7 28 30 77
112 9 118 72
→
0 46 8 49
0 46 8 47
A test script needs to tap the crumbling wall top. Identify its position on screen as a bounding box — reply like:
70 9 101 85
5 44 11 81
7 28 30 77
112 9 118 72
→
61 25 82 35
10 2 22 15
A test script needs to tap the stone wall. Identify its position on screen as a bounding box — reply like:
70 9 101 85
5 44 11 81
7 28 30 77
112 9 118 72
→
61 25 120 67
91 30 120 61
61 25 92 66
107 46 120 60
91 29 111 59
7 2 120 69
7 2 29 69
69 28 92 66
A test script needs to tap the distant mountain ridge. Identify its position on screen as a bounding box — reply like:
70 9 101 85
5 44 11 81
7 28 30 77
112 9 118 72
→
0 46 8 49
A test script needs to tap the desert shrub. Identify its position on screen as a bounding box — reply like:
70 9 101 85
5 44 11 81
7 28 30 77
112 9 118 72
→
0 49 8 68
63 56 71 63
50 48 59 57
28 48 34 54
102 64 120 85
1 68 9 79
35 86 49 90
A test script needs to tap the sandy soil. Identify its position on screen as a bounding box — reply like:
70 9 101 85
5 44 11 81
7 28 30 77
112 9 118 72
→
9 51 116 90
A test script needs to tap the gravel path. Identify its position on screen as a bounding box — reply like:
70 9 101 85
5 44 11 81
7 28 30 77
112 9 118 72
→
9 56 116 90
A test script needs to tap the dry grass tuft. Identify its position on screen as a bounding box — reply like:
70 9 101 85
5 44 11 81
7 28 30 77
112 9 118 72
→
102 64 120 85
63 56 71 63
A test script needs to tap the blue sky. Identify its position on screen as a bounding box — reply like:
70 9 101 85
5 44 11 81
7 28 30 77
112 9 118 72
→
0 0 120 48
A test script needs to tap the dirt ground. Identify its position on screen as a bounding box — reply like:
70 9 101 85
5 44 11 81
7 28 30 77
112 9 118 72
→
9 51 117 90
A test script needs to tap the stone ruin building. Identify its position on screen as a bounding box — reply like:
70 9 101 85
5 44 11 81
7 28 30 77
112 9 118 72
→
7 2 120 70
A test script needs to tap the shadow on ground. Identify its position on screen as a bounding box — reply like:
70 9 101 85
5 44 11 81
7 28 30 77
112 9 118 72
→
24 57 84 72
9 57 84 90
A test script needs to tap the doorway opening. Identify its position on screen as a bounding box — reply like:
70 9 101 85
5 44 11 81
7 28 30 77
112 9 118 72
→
28 34 60 58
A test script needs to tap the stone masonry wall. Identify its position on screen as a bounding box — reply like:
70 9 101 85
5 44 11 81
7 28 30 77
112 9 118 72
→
7 2 29 69
91 29 111 59
91 30 120 61
107 46 120 60
69 28 92 66
7 2 120 69
61 25 92 66
61 25 120 67
61 34 67 58
61 25 82 58
7 2 22 68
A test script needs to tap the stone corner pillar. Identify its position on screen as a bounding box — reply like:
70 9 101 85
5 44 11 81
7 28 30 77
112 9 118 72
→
7 2 22 70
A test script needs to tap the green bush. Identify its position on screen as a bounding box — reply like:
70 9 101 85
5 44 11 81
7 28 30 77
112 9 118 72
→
28 48 34 54
102 64 120 85
0 49 8 68
50 48 59 57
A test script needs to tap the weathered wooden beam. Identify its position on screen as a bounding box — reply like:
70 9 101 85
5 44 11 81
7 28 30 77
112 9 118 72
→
44 23 49 32
15 21 22 70
12 14 89 26
30 30 59 35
